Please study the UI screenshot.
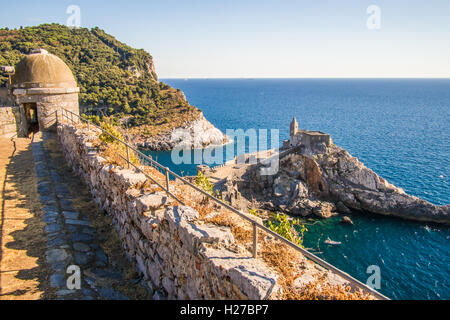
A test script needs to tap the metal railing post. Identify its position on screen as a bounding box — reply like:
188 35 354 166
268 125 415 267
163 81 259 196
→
165 168 170 194
126 145 130 169
252 222 258 258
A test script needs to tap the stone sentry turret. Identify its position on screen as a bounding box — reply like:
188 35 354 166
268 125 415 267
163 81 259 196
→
8 48 80 136
286 117 332 152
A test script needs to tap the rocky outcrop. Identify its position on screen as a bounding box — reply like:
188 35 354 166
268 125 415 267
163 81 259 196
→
228 144 449 224
315 146 449 224
137 113 229 151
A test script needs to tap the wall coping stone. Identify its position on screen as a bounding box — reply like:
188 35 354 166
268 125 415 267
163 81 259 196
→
13 87 80 96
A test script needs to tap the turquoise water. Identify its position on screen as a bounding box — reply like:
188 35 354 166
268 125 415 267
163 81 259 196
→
150 79 449 299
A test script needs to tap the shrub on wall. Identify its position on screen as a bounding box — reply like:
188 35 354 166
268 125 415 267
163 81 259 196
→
266 213 307 247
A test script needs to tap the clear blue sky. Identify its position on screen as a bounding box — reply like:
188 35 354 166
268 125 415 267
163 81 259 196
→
2 0 450 78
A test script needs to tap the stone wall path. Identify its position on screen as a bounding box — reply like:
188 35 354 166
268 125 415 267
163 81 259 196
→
30 132 152 300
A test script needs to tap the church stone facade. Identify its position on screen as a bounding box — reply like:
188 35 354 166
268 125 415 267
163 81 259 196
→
284 117 332 150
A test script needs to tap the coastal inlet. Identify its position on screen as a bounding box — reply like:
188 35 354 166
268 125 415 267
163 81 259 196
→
157 78 450 300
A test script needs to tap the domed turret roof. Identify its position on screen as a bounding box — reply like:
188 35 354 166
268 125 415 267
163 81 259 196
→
12 49 77 89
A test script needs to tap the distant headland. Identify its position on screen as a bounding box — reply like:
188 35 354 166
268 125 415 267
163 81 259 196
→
0 24 227 148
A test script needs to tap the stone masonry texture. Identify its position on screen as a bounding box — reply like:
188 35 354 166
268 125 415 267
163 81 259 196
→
58 123 281 300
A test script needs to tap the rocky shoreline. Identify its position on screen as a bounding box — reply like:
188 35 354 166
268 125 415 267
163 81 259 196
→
134 113 229 151
215 143 449 224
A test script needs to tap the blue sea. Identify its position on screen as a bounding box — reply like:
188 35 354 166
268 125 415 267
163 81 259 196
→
153 78 449 300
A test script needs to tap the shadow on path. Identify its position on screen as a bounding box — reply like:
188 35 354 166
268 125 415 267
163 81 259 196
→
0 136 53 299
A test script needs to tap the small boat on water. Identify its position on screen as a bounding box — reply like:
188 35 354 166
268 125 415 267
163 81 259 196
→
324 237 341 245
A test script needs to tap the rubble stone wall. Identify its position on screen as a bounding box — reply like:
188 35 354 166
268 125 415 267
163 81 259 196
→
57 123 280 300
0 106 21 138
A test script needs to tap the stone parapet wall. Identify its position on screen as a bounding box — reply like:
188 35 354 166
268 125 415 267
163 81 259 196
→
0 106 21 138
57 123 280 300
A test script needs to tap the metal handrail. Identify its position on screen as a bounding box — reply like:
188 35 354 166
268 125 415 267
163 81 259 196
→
57 108 389 300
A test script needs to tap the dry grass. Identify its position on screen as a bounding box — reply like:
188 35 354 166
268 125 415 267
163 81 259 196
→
297 276 373 300
259 240 373 300
259 240 304 299
205 212 253 243
140 168 167 193
99 141 141 168
173 183 254 243
101 143 130 167
173 184 214 216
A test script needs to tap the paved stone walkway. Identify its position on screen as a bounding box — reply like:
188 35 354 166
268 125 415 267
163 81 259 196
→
31 132 151 300
0 137 49 299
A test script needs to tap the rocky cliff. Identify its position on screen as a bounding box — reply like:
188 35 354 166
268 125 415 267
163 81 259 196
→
315 146 449 223
133 112 229 151
0 24 227 147
222 144 449 224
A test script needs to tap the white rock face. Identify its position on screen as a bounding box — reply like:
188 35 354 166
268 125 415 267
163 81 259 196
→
171 114 228 149
138 113 229 150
